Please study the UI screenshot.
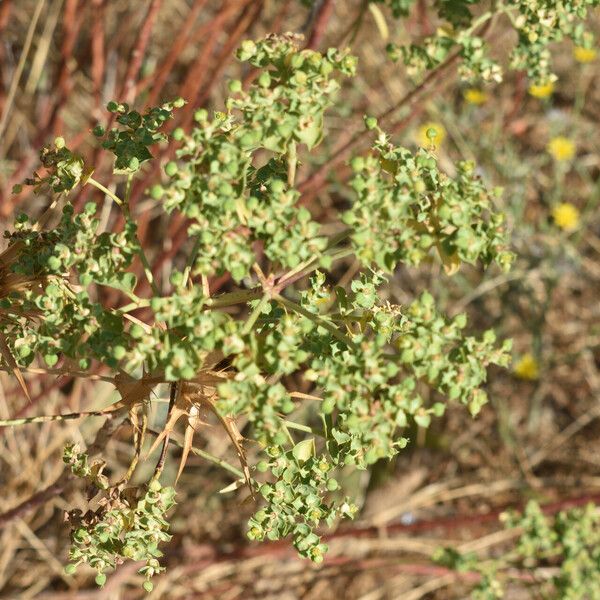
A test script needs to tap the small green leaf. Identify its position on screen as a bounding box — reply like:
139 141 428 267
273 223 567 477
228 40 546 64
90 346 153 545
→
292 438 315 463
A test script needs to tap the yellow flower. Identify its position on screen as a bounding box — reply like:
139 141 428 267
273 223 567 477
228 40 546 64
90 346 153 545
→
514 353 539 381
416 122 446 147
552 202 580 232
547 136 576 162
574 46 597 63
463 88 488 105
528 81 554 99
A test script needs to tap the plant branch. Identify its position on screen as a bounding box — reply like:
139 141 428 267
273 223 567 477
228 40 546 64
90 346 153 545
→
275 294 355 348
146 428 246 480
86 176 123 206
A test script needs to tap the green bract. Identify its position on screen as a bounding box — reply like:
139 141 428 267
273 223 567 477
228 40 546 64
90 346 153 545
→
100 99 181 173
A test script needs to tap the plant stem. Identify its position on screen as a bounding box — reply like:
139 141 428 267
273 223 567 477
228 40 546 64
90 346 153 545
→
117 409 147 486
282 419 323 437
146 428 246 480
87 176 160 296
0 407 114 427
205 289 263 309
182 239 201 288
116 299 151 313
275 294 355 347
137 245 160 297
86 177 123 206
124 174 134 206
287 140 297 187
242 294 271 335
151 382 177 483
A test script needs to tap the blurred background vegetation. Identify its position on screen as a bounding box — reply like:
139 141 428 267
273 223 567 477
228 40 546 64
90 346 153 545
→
1 1 600 598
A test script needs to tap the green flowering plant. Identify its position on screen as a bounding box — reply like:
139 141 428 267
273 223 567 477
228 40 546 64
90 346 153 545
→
383 0 600 85
1 34 513 589
434 500 600 599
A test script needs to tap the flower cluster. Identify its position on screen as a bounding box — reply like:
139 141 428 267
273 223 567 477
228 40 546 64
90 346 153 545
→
384 0 600 86
152 34 354 282
95 99 183 174
64 446 175 593
436 501 600 598
249 445 357 562
344 127 514 274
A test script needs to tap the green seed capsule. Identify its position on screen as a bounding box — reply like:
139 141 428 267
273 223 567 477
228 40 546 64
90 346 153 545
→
293 71 307 85
194 109 208 122
228 79 242 93
258 72 271 88
95 573 106 587
414 180 426 193
130 324 145 339
326 478 339 491
47 256 61 271
150 184 163 200
165 161 178 177
270 179 286 195
112 345 127 360
172 127 185 141
149 479 162 492
365 116 378 130
320 61 334 76
350 156 365 171
180 365 195 380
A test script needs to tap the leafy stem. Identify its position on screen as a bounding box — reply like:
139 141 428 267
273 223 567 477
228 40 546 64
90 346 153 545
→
274 294 355 348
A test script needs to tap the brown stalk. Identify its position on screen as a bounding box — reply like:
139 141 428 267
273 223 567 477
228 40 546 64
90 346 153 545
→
306 0 335 50
298 50 463 198
52 0 79 133
195 0 264 108
178 1 243 130
0 0 12 113
144 0 210 107
90 0 106 113
120 0 164 104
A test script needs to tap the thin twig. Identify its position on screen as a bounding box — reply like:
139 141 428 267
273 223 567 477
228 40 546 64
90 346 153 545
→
151 381 178 482
121 0 163 104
